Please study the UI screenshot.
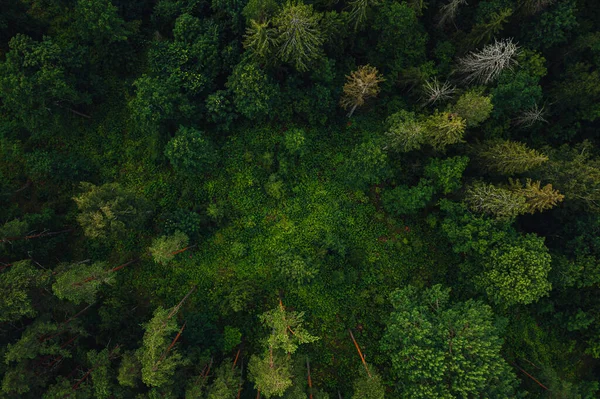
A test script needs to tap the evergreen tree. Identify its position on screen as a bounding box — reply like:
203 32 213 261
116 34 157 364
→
0 260 49 322
477 140 548 174
52 261 113 304
452 89 493 128
340 65 384 117
73 182 149 240
351 366 385 399
509 178 564 214
272 1 324 71
149 231 189 265
465 181 528 220
385 110 426 152
423 111 466 151
137 307 187 387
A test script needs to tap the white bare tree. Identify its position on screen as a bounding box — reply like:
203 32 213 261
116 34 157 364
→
456 38 519 84
513 103 548 127
437 0 468 28
421 78 457 106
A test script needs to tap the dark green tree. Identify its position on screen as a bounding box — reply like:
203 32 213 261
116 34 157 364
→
381 285 518 398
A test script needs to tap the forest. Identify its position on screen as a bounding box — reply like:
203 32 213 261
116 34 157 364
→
1 0 600 397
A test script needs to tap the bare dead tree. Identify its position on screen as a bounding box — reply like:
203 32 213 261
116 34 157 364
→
421 78 457 106
437 0 468 28
513 103 548 127
456 38 519 84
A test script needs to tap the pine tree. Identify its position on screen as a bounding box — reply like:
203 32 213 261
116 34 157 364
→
73 182 149 240
243 19 276 61
510 178 564 214
466 8 513 47
351 366 385 399
465 181 528 220
385 110 426 152
52 261 114 305
0 260 49 322
149 231 189 265
423 111 467 151
137 307 187 388
273 1 324 71
340 65 384 117
347 0 379 31
478 140 549 174
248 301 318 397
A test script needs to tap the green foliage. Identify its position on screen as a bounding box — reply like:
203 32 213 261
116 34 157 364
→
73 182 150 240
260 305 319 354
477 140 548 174
0 34 88 130
137 307 186 387
385 110 426 152
382 180 435 216
272 1 324 71
465 181 528 220
452 90 493 128
351 366 385 399
248 352 293 398
424 156 469 195
164 126 218 175
52 261 113 304
423 111 467 151
226 61 279 120
222 326 242 352
150 231 189 265
118 351 141 387
342 139 391 189
382 285 518 398
205 360 240 399
373 2 427 74
478 233 552 306
524 0 578 50
0 260 49 322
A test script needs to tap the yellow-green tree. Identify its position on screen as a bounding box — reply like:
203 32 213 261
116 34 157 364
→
340 65 384 117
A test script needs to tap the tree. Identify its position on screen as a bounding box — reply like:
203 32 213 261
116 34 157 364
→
421 78 456 106
164 126 218 175
381 285 518 398
226 61 279 120
340 65 384 117
149 231 190 265
477 140 548 174
382 180 435 216
456 38 519 84
423 111 466 151
385 110 426 152
351 366 385 399
0 260 49 322
478 233 552 306
452 89 493 128
465 181 527 220
205 360 242 399
117 351 141 387
73 182 149 240
0 34 88 130
437 0 467 28
509 178 565 214
137 307 187 387
466 8 513 47
249 352 293 398
243 20 276 62
424 156 470 194
347 0 379 31
52 261 114 304
248 302 318 397
272 1 324 71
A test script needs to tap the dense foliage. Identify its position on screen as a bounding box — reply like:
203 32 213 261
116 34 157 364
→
1 0 600 397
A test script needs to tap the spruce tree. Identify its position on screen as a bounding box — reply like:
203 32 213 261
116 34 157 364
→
340 65 384 117
465 181 527 220
478 140 548 174
510 178 564 213
273 1 324 71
